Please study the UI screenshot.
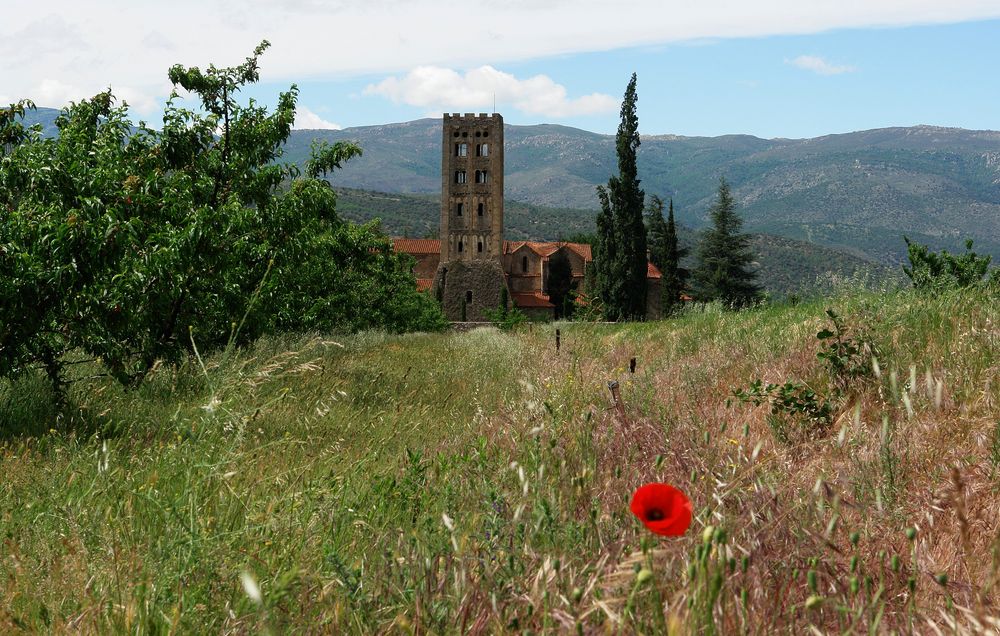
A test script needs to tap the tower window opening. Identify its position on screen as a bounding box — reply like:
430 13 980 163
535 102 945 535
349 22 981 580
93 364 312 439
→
466 290 473 303
476 143 489 157
475 131 481 137
477 241 483 253
453 131 459 137
483 131 489 137
456 202 463 216
475 170 489 184
522 256 528 273
456 143 467 157
457 240 463 252
477 203 484 216
461 131 468 137
455 171 466 184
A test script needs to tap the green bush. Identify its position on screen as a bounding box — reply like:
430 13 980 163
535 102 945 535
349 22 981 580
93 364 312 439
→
902 237 999 292
816 309 876 392
734 379 834 444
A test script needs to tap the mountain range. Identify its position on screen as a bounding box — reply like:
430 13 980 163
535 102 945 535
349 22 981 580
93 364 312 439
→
18 107 1000 267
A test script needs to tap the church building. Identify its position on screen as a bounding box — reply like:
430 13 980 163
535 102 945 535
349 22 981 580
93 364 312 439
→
392 113 663 320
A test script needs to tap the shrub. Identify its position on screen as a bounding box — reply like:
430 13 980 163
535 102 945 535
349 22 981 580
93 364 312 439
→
902 237 998 292
816 309 876 392
734 379 834 444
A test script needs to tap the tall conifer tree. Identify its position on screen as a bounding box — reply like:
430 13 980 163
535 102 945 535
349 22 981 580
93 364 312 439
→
661 198 688 315
692 177 760 308
646 194 669 271
594 73 646 320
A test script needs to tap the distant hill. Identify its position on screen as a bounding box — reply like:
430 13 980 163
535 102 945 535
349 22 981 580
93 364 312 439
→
334 187 899 298
334 187 601 243
17 106 62 137
283 119 1000 264
18 107 1000 265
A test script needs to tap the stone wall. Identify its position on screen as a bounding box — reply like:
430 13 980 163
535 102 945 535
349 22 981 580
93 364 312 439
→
645 279 662 320
520 306 554 321
433 259 508 322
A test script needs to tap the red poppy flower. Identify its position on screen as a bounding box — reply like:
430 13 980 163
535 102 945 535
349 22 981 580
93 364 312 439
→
630 483 692 536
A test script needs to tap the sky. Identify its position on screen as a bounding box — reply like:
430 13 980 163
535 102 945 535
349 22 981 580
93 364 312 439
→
3 1 1000 138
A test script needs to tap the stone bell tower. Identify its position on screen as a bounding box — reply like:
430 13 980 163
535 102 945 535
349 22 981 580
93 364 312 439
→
433 113 507 321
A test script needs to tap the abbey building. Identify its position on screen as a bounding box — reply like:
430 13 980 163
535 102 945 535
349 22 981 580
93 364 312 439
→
393 113 663 320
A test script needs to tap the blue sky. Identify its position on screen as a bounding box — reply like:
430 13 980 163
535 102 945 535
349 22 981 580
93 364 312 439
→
256 19 1000 139
5 1 1000 139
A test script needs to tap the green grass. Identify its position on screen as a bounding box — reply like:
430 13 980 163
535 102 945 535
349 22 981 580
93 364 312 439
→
2 288 999 633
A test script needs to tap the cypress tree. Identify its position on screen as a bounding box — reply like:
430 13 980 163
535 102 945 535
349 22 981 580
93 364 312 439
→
594 188 617 315
692 177 760 308
594 73 646 320
646 194 669 271
661 198 688 316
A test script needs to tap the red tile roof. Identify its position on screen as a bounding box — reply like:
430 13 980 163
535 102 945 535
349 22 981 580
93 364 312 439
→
392 238 440 254
571 244 592 261
503 241 593 262
510 292 555 308
392 238 660 279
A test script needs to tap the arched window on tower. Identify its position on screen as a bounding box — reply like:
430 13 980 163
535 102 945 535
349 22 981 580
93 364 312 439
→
522 256 528 273
477 203 484 216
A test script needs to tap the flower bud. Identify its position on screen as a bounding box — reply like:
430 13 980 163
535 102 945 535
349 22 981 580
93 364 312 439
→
702 525 716 545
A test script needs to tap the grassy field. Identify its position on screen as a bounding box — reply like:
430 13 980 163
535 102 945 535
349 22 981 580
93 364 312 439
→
1 288 998 633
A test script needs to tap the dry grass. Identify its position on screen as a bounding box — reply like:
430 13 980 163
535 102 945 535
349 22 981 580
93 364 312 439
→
1 287 998 633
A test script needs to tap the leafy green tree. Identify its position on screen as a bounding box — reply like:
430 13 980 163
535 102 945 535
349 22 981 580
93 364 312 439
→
563 232 597 246
692 177 760 308
0 43 444 405
647 196 688 316
1 100 35 154
545 250 575 320
902 237 998 292
594 73 647 320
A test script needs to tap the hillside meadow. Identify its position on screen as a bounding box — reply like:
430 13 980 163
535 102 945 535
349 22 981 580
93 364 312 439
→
1 288 998 633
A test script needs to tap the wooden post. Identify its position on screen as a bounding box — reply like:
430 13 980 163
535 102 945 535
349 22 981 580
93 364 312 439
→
607 380 628 426
629 357 636 374
555 328 561 353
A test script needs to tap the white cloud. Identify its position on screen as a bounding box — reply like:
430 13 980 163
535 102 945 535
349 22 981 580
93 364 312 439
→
787 55 857 75
113 86 162 115
12 79 162 115
293 106 342 130
30 79 85 108
365 66 618 117
3 1 999 110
